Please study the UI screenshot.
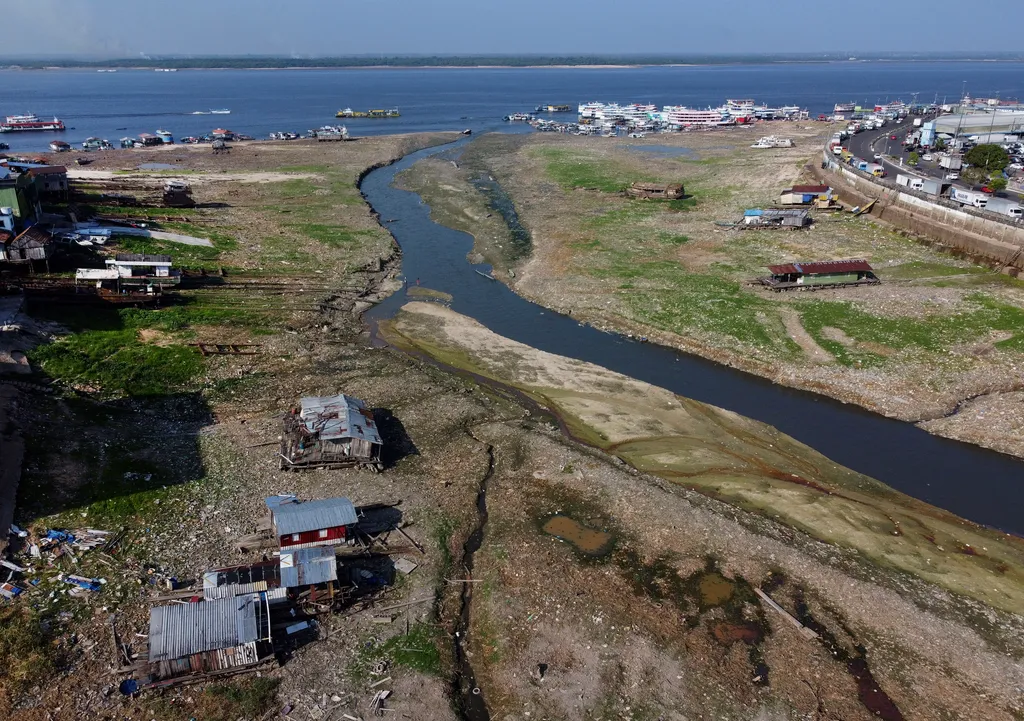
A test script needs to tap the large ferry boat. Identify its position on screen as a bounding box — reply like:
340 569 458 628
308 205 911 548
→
0 114 66 133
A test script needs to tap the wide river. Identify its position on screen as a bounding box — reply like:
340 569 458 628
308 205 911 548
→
3 62 1024 152
5 63 1024 531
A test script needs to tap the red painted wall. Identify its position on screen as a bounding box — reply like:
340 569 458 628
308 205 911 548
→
279 525 348 548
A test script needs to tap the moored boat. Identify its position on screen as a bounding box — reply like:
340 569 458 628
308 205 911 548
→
0 114 66 133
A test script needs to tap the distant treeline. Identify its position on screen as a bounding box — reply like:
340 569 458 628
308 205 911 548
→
4 53 1024 70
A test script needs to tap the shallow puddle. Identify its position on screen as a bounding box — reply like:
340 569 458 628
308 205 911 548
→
698 572 735 606
138 163 175 170
543 515 613 555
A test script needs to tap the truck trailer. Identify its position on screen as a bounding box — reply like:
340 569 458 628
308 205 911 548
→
949 187 989 209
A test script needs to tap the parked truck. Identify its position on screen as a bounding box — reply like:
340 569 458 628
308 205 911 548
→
912 117 923 128
949 187 989 209
939 156 962 171
984 196 1024 219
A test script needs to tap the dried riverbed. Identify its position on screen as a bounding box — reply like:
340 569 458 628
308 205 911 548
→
400 126 1024 459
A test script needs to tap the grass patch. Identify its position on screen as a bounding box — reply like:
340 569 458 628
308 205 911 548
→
30 330 203 396
289 222 374 248
113 234 222 270
0 607 55 702
537 147 649 192
799 294 1024 363
159 678 281 721
882 261 990 281
351 623 444 680
121 302 264 331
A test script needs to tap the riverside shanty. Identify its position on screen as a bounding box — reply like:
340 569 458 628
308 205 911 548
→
280 394 384 471
758 259 880 291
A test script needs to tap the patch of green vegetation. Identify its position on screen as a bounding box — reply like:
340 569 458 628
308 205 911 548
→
657 232 689 245
590 256 781 349
0 607 55 699
350 623 444 680
113 234 222 270
536 147 648 192
90 204 199 217
288 222 374 248
271 177 321 200
121 302 264 331
278 164 330 173
192 678 281 721
207 372 269 401
882 261 990 281
30 330 203 396
798 293 1024 364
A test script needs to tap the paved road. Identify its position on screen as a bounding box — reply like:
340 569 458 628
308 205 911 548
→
844 117 936 180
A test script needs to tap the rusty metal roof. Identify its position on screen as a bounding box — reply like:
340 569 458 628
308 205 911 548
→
268 496 358 536
768 259 874 275
299 394 382 445
279 547 338 588
148 595 264 662
786 185 831 194
26 166 67 176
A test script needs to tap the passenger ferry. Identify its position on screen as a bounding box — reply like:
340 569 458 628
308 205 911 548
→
0 114 66 133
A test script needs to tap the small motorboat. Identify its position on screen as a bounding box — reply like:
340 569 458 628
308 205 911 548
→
461 129 472 135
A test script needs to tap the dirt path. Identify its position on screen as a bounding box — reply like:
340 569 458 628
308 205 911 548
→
780 308 834 364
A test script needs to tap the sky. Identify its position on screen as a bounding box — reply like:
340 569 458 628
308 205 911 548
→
4 0 1024 57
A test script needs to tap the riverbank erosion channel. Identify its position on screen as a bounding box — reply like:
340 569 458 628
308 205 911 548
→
396 124 1024 461
0 130 1021 720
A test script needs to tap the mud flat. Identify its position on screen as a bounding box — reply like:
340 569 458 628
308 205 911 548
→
402 128 1024 459
380 300 1024 720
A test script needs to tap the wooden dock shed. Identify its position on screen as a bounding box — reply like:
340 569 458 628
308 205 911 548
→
626 182 685 200
758 259 880 291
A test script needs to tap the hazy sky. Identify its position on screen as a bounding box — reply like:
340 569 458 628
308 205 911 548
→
5 0 1023 57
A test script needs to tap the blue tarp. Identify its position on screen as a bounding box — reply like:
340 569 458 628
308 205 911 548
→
743 209 764 216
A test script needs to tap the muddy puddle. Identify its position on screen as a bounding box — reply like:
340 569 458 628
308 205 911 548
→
698 572 735 606
542 515 614 556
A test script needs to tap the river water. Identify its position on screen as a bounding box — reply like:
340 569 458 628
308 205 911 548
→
4 62 1024 152
362 140 1024 535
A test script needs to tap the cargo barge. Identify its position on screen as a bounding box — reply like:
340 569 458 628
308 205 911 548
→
0 114 66 133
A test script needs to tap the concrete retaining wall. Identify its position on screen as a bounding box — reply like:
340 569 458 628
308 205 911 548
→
811 152 1024 271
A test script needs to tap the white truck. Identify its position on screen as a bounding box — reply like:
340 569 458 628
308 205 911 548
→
939 156 962 171
912 117 923 127
984 196 1024 219
949 187 989 208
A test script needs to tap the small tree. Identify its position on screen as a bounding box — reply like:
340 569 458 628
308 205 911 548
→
964 144 1009 173
908 152 920 166
988 176 1008 193
934 138 947 151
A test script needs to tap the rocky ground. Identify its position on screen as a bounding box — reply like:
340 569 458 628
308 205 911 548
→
398 124 1024 459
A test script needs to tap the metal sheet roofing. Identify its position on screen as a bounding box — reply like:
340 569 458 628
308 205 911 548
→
113 253 172 263
203 581 269 600
787 185 830 194
148 595 262 662
299 394 382 445
768 259 874 275
279 547 338 588
268 496 358 536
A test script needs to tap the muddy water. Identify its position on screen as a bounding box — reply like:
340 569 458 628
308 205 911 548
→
361 138 1024 535
542 515 613 555
698 572 736 606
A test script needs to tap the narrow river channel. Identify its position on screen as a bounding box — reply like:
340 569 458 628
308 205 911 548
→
362 139 1024 536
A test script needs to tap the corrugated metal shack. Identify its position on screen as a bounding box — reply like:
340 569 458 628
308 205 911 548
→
742 208 811 229
146 594 274 684
280 394 383 470
267 495 358 550
203 560 289 602
1 226 52 268
758 259 880 291
625 182 685 200
280 547 339 588
779 184 833 206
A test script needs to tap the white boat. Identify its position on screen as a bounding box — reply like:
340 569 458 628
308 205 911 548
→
211 109 231 115
751 135 794 149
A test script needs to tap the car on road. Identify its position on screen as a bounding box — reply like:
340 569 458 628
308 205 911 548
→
890 134 897 140
945 173 959 180
981 186 995 194
922 154 934 161
873 153 882 160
